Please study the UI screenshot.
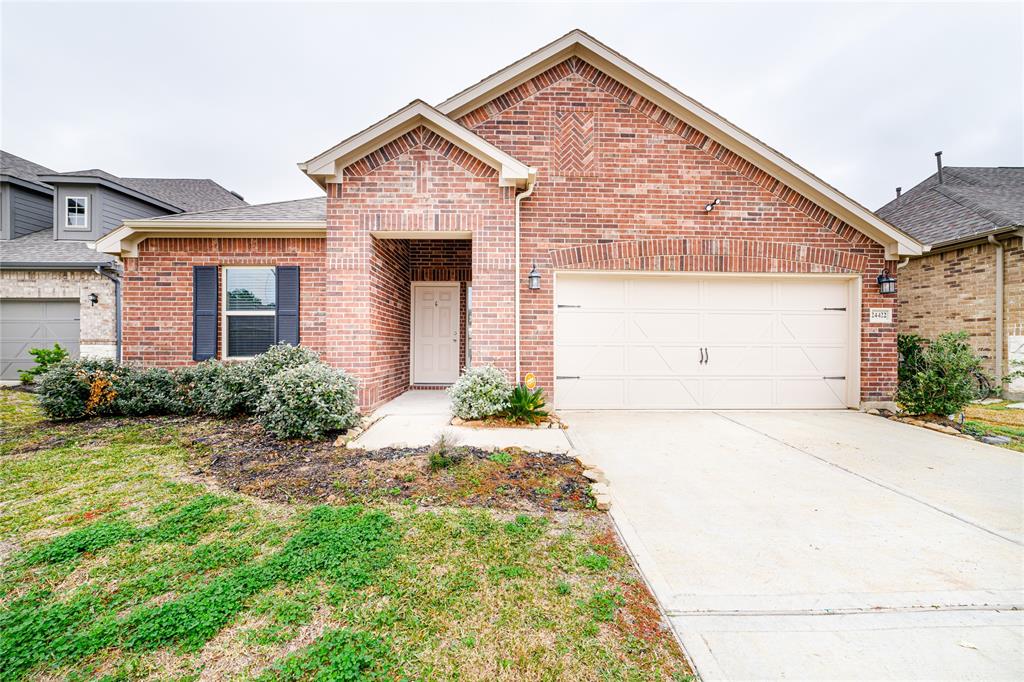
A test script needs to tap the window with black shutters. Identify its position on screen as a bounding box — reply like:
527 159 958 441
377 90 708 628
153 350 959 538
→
223 267 276 358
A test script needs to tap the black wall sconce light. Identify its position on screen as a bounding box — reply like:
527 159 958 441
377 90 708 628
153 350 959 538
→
876 269 896 295
704 198 721 213
527 262 541 290
88 293 99 306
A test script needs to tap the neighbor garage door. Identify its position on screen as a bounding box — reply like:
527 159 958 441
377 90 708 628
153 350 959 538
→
554 274 855 409
0 300 80 381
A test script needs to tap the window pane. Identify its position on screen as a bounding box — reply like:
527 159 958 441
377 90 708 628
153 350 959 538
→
226 268 276 311
227 315 275 357
67 198 86 227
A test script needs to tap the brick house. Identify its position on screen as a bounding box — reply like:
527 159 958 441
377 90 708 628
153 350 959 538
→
97 30 923 411
877 162 1023 398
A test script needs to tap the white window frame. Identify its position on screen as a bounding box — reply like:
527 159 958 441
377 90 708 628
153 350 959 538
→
222 265 276 360
65 196 88 229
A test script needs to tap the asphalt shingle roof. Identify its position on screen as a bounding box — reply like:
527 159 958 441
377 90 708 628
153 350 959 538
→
143 196 326 222
0 230 116 267
0 151 56 189
876 167 1024 246
44 169 248 213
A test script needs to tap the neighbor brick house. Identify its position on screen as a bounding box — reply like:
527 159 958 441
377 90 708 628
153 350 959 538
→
97 31 923 411
877 162 1023 398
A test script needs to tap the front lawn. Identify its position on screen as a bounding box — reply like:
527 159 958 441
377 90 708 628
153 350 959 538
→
964 401 1024 452
0 390 691 681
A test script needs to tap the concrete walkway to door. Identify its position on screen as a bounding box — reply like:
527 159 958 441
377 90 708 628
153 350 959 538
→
566 410 1024 681
348 390 571 453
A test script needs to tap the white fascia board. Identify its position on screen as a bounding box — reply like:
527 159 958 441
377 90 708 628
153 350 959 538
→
438 30 923 257
299 100 532 189
95 220 326 257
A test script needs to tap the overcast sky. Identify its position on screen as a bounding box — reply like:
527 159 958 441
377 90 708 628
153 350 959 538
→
2 1 1021 210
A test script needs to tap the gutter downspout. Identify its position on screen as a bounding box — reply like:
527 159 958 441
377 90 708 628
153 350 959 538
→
94 265 122 363
988 235 1004 390
513 178 537 382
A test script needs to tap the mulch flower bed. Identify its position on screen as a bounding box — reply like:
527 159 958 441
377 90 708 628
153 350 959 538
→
184 419 593 512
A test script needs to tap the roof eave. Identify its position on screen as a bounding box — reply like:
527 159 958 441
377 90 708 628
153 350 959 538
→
0 174 55 195
95 220 327 258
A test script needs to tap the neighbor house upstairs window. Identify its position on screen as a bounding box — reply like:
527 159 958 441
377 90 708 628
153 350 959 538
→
224 267 276 358
66 197 88 228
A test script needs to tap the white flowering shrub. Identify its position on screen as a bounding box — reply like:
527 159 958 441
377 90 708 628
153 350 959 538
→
256 363 359 440
448 365 512 420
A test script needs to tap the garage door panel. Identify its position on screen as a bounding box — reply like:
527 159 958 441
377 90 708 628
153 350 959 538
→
554 275 853 409
777 378 847 408
627 277 699 308
779 313 848 342
703 378 775 409
630 312 699 341
628 345 703 374
776 346 848 375
556 345 626 375
556 312 626 341
626 378 701 409
557 276 626 307
705 346 774 376
556 378 626 409
703 279 775 309
703 312 773 344
1 300 80 381
776 279 848 309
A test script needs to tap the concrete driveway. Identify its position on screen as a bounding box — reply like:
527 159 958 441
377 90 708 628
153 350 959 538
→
566 410 1024 681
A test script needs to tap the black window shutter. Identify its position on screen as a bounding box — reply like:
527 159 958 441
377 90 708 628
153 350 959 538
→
193 266 219 360
276 266 300 346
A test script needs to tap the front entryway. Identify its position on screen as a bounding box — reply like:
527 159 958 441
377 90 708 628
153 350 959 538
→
411 282 460 384
554 273 858 409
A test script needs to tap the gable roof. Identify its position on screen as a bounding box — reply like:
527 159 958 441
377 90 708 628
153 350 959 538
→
436 29 923 257
39 169 247 213
299 100 535 189
0 150 56 193
876 167 1024 247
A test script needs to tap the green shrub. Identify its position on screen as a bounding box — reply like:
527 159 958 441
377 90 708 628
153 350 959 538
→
36 358 130 420
504 384 549 424
897 334 926 385
18 343 69 384
240 343 322 412
256 363 359 439
897 331 987 416
114 367 187 416
427 434 464 471
448 365 512 420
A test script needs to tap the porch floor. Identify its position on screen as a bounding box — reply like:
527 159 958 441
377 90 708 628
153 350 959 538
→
349 390 572 453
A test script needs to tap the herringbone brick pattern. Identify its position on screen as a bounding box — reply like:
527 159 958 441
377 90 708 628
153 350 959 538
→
553 109 596 176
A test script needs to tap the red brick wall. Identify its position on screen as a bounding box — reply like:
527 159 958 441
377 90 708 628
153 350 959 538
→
328 126 513 409
121 237 327 366
458 57 897 403
369 238 411 401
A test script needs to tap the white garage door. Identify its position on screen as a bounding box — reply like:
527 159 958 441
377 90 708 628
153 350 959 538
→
554 274 855 409
0 300 80 381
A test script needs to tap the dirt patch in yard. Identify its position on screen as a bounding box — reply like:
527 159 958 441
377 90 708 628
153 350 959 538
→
182 419 593 512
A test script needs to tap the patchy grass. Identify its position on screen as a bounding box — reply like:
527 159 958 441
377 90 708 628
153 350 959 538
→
965 401 1024 452
0 389 691 680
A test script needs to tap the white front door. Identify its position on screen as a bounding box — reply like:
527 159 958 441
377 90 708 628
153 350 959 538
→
554 274 856 409
412 283 460 384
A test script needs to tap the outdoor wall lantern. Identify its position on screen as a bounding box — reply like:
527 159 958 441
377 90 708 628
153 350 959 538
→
89 293 99 306
876 269 896 295
704 198 721 213
527 262 541 290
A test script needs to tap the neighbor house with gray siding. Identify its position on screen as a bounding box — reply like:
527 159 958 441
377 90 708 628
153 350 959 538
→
0 150 246 381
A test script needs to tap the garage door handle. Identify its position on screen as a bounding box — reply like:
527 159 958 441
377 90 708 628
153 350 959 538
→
824 307 847 311
557 304 582 308
823 376 846 380
556 375 580 380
